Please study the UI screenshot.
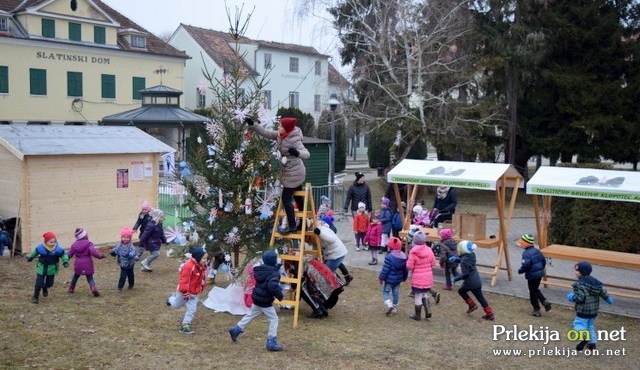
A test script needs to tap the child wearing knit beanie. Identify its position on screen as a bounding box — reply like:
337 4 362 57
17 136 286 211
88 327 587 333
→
67 228 105 297
516 234 551 317
110 227 138 291
25 232 69 304
378 237 408 316
450 240 494 320
566 261 614 351
437 228 459 291
406 231 438 320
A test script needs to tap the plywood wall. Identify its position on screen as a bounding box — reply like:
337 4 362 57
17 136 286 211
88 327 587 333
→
22 153 160 251
0 146 23 220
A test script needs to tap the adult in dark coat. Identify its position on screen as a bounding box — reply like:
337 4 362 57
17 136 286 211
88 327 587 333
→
431 186 457 227
344 172 372 215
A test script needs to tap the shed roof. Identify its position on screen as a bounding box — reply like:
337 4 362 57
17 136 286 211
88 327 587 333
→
387 159 524 191
0 125 175 160
526 166 640 203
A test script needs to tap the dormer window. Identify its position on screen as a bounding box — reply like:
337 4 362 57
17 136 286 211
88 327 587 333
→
0 17 8 32
131 35 145 48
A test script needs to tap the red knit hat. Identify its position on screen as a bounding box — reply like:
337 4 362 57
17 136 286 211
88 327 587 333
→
43 232 56 243
280 117 297 132
387 237 403 250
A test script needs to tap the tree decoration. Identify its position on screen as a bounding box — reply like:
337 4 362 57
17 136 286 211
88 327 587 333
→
176 10 283 276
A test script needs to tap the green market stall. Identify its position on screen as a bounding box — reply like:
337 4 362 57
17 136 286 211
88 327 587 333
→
527 166 640 298
387 159 524 286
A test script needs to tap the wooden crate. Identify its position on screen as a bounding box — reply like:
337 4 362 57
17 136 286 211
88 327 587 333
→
451 213 486 241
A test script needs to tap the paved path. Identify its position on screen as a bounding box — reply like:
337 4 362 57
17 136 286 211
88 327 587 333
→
336 168 640 318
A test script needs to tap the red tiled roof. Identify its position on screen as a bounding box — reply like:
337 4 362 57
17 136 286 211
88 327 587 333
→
1 0 188 59
182 24 257 76
328 63 350 87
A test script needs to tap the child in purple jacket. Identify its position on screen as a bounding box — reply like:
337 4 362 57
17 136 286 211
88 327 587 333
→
68 228 105 296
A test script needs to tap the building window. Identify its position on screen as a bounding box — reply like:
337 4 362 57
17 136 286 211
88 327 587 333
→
131 35 146 48
101 74 116 99
64 122 85 125
263 90 271 109
0 66 7 94
289 57 299 73
315 61 321 76
0 18 8 32
42 19 55 38
237 88 245 104
27 121 49 125
264 53 272 69
67 72 82 97
29 68 47 95
69 22 81 41
289 91 299 109
132 77 145 100
314 94 321 112
196 88 205 108
94 26 105 44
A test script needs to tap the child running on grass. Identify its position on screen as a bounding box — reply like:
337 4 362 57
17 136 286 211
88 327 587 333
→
566 262 614 351
25 232 69 304
67 228 105 297
450 240 494 320
110 227 138 292
229 250 284 351
406 231 437 320
378 237 408 316
168 246 208 334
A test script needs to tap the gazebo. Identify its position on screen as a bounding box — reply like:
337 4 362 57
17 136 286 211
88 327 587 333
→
100 85 210 159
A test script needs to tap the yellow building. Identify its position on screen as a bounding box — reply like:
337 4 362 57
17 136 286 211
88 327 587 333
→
0 0 188 125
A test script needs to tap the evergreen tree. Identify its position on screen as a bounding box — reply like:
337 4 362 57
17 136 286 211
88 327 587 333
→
177 15 285 268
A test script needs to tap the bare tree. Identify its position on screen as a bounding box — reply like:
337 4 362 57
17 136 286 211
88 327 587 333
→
299 0 503 162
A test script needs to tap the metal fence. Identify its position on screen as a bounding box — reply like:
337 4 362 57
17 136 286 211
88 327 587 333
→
158 180 348 223
158 180 191 221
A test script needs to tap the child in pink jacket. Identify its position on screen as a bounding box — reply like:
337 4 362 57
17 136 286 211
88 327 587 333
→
364 214 382 265
406 231 437 320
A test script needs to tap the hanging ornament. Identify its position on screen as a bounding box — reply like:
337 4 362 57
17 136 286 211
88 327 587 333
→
207 144 217 156
281 156 288 165
244 197 252 215
255 176 263 189
208 208 217 225
164 226 183 243
224 201 233 213
194 178 210 199
244 129 253 141
197 136 202 144
233 149 244 168
218 190 224 208
224 227 240 245
206 121 222 138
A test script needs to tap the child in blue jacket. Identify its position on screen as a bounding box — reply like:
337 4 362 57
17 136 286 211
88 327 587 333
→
516 234 551 317
378 237 408 316
229 250 285 351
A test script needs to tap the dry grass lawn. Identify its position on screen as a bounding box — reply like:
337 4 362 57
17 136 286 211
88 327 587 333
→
1 251 637 369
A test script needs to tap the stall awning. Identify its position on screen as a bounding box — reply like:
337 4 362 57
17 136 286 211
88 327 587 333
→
386 159 524 191
526 166 640 203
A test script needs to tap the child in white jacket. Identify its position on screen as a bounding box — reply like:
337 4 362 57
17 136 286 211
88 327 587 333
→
313 223 348 273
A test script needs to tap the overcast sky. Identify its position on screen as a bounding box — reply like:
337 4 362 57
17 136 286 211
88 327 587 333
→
103 0 348 75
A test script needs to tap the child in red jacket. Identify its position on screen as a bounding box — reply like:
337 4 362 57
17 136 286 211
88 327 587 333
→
364 213 382 265
167 247 207 334
353 202 369 251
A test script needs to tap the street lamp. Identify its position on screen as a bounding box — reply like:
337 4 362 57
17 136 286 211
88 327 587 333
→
327 93 340 206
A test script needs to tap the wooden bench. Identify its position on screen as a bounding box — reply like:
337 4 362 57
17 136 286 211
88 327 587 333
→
541 244 640 299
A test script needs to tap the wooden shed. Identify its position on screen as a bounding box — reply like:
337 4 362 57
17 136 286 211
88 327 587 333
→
0 126 175 252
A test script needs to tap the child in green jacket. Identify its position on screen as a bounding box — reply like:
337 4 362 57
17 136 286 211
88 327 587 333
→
26 232 69 304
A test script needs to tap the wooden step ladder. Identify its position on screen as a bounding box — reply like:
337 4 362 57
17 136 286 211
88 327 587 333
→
269 183 322 328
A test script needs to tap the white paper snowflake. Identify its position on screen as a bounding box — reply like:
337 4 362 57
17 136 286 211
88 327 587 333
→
194 178 211 199
233 149 244 167
224 227 240 245
164 226 183 243
232 107 251 122
206 121 222 139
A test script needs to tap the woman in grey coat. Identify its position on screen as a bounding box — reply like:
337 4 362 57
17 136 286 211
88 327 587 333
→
247 117 310 234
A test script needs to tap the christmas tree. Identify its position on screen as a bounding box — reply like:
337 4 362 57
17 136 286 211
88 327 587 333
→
177 12 284 271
